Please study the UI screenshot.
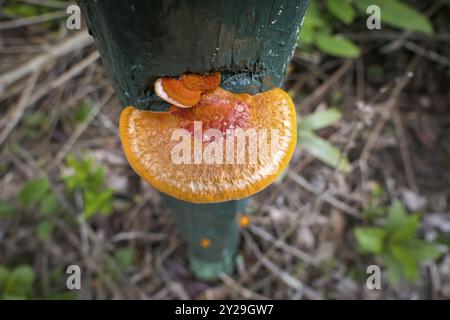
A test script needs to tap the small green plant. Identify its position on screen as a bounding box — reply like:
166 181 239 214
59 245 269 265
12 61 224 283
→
0 265 35 299
354 200 441 285
18 177 59 240
18 177 58 214
63 154 114 219
113 247 137 270
300 0 434 58
363 182 387 221
298 107 351 173
0 264 75 300
23 111 47 139
0 201 14 218
72 101 92 124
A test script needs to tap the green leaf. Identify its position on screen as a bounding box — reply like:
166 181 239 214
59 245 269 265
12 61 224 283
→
63 155 106 192
304 0 328 29
388 239 440 284
36 220 55 241
406 239 441 262
381 253 403 286
354 227 386 254
72 102 92 123
389 214 419 243
49 292 76 300
356 0 433 34
299 17 315 45
18 178 50 207
326 0 355 25
300 108 342 131
299 131 351 173
0 201 15 218
315 33 360 58
3 4 40 18
389 244 420 282
299 0 330 45
24 112 46 128
39 194 58 215
437 232 450 247
0 266 9 289
83 189 113 219
3 265 35 298
114 247 136 269
385 200 408 233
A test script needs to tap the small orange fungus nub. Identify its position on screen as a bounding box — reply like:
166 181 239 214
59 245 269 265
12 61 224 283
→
239 214 250 228
155 72 221 108
200 238 211 249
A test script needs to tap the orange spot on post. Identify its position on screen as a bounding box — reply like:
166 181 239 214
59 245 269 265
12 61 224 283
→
200 238 211 249
239 214 250 228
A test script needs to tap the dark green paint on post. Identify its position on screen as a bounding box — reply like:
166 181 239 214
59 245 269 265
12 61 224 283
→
163 195 248 280
78 0 308 110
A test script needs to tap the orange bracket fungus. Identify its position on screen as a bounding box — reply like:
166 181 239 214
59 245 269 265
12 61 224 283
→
119 73 297 204
154 72 221 108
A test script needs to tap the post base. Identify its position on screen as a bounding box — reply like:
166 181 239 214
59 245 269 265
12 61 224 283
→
189 255 234 281
162 194 248 281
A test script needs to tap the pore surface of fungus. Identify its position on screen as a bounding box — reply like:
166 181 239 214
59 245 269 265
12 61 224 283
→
119 74 297 203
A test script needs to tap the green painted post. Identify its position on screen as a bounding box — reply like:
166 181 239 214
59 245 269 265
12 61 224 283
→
78 0 308 280
163 195 249 280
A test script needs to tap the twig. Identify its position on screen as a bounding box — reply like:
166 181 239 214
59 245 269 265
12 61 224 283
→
156 264 190 300
379 1 444 54
404 41 450 68
48 89 114 169
27 50 100 107
0 31 93 93
0 71 40 145
300 59 353 110
249 225 318 266
18 0 67 9
0 11 66 30
360 55 422 162
219 273 269 300
288 171 360 218
342 31 450 42
392 109 418 192
110 231 166 243
243 231 322 300
245 203 314 274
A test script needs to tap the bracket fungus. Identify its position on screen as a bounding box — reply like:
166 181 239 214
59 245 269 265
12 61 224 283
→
119 73 297 203
154 72 221 108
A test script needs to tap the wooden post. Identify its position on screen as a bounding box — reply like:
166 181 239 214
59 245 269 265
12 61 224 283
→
78 0 308 280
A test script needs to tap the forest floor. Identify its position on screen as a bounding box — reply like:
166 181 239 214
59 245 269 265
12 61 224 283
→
0 0 449 299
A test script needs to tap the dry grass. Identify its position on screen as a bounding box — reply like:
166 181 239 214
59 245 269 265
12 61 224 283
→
0 0 449 300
